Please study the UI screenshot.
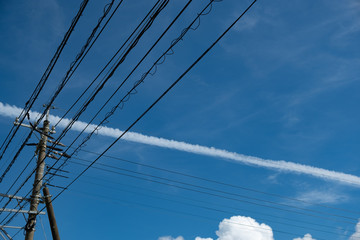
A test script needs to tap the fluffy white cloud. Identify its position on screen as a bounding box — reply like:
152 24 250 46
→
350 220 360 240
195 216 274 240
159 216 360 240
293 233 316 240
215 216 274 240
158 236 184 240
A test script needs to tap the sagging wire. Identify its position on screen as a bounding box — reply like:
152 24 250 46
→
53 0 126 129
0 0 116 224
0 0 89 164
0 0 108 184
45 1 222 182
0 2 170 226
40 0 172 173
73 0 221 156
45 0 115 106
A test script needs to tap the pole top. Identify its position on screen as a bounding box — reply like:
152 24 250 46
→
42 104 55 121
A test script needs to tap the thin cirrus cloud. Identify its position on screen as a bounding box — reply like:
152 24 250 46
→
295 189 348 205
1 101 360 187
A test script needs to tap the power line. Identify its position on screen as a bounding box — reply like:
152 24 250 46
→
33 0 360 231
14 185 340 240
44 0 116 111
60 189 340 240
66 158 357 225
0 0 170 226
43 0 169 159
17 0 180 197
48 0 221 184
71 158 355 221
49 0 125 123
0 0 130 209
0 0 91 183
78 149 358 214
0 0 89 171
76 173 344 232
4 151 355 237
4 0 220 209
0 0 122 223
50 0 259 210
3 1 360 238
78 148 360 216
70 178 354 238
2 0 218 226
0 155 37 208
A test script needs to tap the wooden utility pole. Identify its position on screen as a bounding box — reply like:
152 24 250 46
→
43 186 60 240
24 109 50 240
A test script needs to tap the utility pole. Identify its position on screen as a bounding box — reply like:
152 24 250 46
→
43 186 60 240
24 108 50 240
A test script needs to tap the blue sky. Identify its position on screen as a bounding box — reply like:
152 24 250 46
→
0 0 360 239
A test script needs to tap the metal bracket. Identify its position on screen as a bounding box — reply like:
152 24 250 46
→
0 208 46 215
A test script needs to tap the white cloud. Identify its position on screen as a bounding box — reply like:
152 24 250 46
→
350 220 360 240
215 216 274 240
163 216 274 240
158 236 184 240
295 189 348 205
158 216 360 240
234 15 258 32
293 233 316 240
195 216 274 240
2 101 360 187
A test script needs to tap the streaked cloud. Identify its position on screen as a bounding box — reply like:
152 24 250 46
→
295 189 348 205
1 101 360 187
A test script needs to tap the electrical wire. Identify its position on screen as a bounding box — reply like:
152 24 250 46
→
0 0 170 227
0 0 135 209
0 0 120 221
0 0 89 177
39 215 48 240
0 0 95 183
4 0 217 209
15 184 343 240
1 0 215 227
29 2 360 237
48 0 220 184
43 0 169 163
10 0 175 204
49 0 125 125
8 2 357 240
44 0 115 111
3 0 257 228
47 0 202 182
78 148 360 216
70 178 355 238
60 189 344 240
53 0 155 129
47 0 259 213
76 174 344 232
66 158 358 225
72 158 356 221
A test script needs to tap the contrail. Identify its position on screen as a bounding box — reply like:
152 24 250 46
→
1 101 360 186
